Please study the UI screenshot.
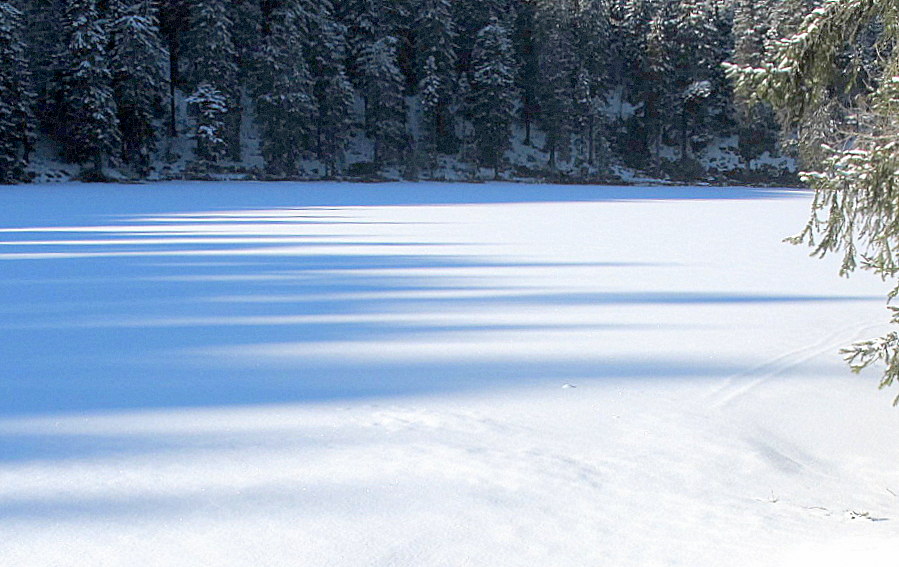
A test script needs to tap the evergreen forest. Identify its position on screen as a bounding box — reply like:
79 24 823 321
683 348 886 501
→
0 0 819 183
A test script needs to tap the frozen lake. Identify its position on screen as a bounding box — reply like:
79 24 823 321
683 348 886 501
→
1 182 897 566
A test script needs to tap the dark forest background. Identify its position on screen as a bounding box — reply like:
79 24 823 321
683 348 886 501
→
0 0 819 183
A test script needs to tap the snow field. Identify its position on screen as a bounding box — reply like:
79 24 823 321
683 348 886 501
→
0 182 897 566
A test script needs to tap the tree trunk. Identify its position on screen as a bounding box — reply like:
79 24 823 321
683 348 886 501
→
588 116 595 166
169 48 178 138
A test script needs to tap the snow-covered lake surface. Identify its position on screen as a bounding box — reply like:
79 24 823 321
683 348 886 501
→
1 182 898 566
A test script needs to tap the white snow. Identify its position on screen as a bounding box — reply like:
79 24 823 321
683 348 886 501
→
1 182 898 566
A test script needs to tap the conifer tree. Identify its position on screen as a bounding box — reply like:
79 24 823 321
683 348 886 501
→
254 0 316 176
20 0 62 137
110 0 166 174
729 0 899 402
453 0 510 75
512 0 539 145
157 0 190 137
572 66 605 168
535 0 578 169
415 0 457 153
58 0 120 172
360 36 407 165
730 0 780 161
0 0 34 183
572 0 612 167
343 0 382 86
186 82 227 164
307 2 355 174
185 0 239 162
468 18 516 177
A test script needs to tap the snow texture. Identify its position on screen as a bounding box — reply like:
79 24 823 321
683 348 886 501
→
0 182 897 566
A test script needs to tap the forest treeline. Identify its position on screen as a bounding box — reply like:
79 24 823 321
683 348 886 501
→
0 0 819 183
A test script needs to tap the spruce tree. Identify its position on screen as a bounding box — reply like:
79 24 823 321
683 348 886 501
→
415 0 456 153
534 0 578 169
453 0 510 75
20 0 62 139
572 0 612 167
185 0 239 162
468 18 516 177
360 36 407 165
0 0 34 183
186 82 227 164
254 0 317 176
729 0 899 402
307 2 355 175
343 0 382 86
512 0 539 146
731 0 780 161
644 0 679 168
110 0 166 174
58 0 120 172
157 0 190 137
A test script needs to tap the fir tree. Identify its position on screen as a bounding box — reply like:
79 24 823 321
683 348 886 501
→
468 18 516 177
253 0 317 176
729 0 899 402
534 0 578 169
0 0 34 183
360 36 407 165
415 0 456 153
57 0 120 172
110 0 166 174
572 0 612 167
20 0 62 138
512 0 539 145
157 0 190 137
343 0 382 86
572 66 606 168
307 2 355 175
452 0 510 75
186 82 227 164
185 0 239 162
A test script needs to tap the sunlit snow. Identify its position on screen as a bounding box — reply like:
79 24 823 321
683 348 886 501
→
1 182 898 566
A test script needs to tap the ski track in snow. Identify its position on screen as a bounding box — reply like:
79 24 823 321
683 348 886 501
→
1 181 898 566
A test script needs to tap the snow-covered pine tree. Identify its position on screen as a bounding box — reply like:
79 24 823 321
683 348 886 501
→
512 0 539 146
614 0 654 105
415 0 457 154
157 0 189 137
671 0 735 162
452 0 510 75
730 0 780 161
253 0 316 176
572 0 612 167
20 0 61 138
360 36 408 165
574 0 613 86
572 66 607 169
186 82 227 164
644 0 680 169
232 0 262 82
343 0 382 87
57 0 120 173
306 2 355 175
534 0 578 169
110 0 166 174
0 0 35 183
732 0 772 68
185 0 239 162
418 54 442 165
728 0 899 402
467 18 516 177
